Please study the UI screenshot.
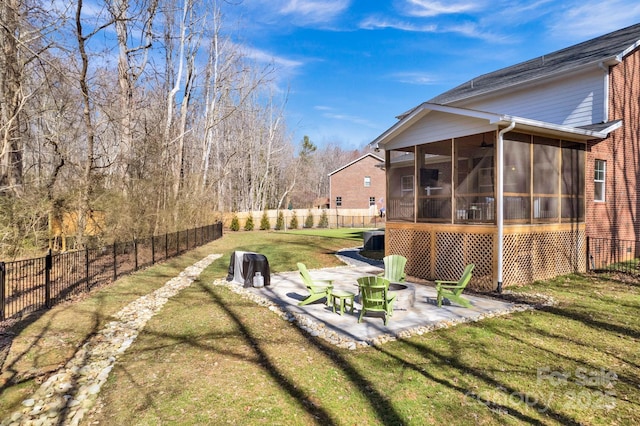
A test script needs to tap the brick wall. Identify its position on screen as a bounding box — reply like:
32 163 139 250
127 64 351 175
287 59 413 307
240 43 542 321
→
585 47 640 242
329 154 386 209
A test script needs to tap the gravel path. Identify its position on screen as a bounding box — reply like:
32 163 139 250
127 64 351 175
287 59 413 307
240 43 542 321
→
1 254 221 426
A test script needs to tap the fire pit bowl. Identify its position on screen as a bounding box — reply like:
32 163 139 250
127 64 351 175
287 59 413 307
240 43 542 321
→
388 282 416 312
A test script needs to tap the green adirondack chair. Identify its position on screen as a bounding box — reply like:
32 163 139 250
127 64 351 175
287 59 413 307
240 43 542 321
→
435 264 475 308
357 276 396 325
297 262 334 306
378 254 407 283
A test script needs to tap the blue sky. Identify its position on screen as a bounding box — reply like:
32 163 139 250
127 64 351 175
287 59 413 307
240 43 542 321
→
225 1 640 150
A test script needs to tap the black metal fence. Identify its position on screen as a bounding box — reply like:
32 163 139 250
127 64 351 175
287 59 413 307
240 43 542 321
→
0 222 223 322
587 236 640 275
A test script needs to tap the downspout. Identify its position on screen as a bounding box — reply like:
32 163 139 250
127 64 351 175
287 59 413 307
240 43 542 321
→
598 61 609 122
496 121 516 293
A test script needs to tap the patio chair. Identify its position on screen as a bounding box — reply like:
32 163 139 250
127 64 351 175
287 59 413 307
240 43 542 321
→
378 254 407 283
435 264 475 308
297 262 334 306
357 276 396 325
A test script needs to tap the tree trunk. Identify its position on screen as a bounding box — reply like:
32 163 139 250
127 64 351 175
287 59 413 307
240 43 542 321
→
0 0 24 196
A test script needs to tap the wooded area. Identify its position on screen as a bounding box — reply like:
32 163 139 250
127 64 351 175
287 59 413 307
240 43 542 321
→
0 0 372 259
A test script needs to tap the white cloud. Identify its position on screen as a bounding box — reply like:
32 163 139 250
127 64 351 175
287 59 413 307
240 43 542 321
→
280 0 350 22
402 0 480 17
359 16 503 42
313 105 379 128
322 111 380 128
392 71 437 85
359 16 437 32
547 0 640 39
238 44 304 70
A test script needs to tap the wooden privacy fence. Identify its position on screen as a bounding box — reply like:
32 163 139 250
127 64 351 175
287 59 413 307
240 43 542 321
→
224 209 386 230
0 222 223 323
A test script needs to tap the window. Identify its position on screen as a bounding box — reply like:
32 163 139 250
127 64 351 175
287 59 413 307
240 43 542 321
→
401 175 413 194
369 197 376 206
364 176 371 187
594 160 606 202
336 196 342 207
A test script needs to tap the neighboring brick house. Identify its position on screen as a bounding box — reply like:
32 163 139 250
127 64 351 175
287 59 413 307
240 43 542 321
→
328 153 385 211
370 23 640 289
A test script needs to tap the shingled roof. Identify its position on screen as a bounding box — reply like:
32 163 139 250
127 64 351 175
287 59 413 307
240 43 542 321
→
428 22 640 106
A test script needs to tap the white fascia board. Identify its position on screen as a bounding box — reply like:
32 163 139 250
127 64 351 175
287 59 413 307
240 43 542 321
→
371 103 503 148
499 115 619 140
619 41 640 61
371 102 617 149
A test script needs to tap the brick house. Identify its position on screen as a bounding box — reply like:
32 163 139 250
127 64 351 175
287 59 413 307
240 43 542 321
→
370 23 640 289
328 153 385 211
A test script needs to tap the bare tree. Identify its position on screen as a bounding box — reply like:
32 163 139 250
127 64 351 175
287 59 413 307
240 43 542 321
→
107 0 158 182
1 0 356 258
0 0 24 196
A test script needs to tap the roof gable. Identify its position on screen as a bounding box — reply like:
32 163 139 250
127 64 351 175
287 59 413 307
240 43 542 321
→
328 153 384 176
428 22 640 106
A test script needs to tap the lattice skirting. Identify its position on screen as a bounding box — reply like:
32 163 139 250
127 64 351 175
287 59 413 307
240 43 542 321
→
386 223 586 290
502 229 586 286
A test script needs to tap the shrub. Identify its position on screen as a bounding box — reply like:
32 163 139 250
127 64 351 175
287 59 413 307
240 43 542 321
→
304 210 314 228
230 215 240 231
318 209 329 228
260 211 270 230
289 212 298 229
244 215 254 231
275 211 284 230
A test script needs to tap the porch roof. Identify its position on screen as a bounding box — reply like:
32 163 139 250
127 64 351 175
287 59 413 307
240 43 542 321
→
371 103 622 149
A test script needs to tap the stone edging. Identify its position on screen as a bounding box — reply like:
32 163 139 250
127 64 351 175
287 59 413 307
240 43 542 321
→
211 278 534 350
1 254 221 426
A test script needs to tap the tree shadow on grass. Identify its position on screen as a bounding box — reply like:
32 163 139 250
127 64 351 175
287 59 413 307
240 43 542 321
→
113 281 406 425
195 282 405 425
374 336 584 426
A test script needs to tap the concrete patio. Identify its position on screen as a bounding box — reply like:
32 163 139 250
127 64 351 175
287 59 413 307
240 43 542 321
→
241 263 528 346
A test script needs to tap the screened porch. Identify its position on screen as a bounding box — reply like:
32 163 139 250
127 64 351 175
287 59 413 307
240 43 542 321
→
386 130 585 225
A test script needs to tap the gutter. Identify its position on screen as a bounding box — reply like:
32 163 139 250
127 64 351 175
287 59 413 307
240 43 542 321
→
496 121 516 293
598 61 610 122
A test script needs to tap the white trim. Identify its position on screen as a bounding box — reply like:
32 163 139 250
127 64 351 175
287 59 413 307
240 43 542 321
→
371 103 621 149
497 122 516 290
594 159 607 202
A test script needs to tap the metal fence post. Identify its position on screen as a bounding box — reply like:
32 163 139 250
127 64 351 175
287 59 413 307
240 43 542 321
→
85 248 90 290
45 249 52 308
186 229 189 251
134 239 138 271
151 235 155 265
0 261 6 321
113 243 117 282
165 233 168 260
586 236 590 272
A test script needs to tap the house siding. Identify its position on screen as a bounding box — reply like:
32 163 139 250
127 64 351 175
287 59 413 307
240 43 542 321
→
330 155 385 210
586 47 640 242
462 68 605 126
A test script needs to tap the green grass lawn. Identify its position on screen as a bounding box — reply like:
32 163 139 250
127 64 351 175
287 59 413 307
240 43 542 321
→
1 230 639 425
